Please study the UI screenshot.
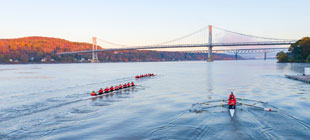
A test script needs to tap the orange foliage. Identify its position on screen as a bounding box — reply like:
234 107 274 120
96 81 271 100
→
0 36 97 63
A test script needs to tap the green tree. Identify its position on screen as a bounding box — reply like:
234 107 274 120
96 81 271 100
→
276 51 288 62
289 37 310 62
306 54 310 63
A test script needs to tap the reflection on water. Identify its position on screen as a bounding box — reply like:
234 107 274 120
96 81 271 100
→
0 60 310 140
276 62 310 74
16 76 55 79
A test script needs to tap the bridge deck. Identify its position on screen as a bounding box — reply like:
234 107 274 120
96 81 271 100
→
57 41 294 55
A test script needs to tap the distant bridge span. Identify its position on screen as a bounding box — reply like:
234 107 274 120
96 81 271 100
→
57 41 293 55
179 47 288 60
57 25 296 62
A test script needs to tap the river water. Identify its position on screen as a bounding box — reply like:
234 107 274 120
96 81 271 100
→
0 60 310 140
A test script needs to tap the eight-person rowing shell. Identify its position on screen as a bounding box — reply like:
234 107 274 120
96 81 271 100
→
91 82 135 96
228 92 237 117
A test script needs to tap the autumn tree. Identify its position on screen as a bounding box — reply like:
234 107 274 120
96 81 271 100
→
276 51 288 62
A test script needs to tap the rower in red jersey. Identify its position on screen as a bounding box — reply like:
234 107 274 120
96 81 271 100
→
98 88 104 95
131 82 135 86
228 92 237 109
104 87 109 93
115 86 119 90
110 86 114 91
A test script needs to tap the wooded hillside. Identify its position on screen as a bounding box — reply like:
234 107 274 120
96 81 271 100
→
0 36 238 63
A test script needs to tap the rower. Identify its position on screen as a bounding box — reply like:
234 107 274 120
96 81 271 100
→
110 86 114 91
119 84 123 89
115 86 119 90
131 82 135 86
98 88 104 95
91 91 97 96
135 76 140 78
123 83 127 88
104 87 109 93
127 82 131 87
228 92 236 109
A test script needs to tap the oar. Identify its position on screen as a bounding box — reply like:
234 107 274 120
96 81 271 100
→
239 102 274 112
198 99 227 105
236 98 266 104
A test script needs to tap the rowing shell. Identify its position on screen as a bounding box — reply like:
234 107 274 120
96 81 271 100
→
229 109 235 117
92 85 136 97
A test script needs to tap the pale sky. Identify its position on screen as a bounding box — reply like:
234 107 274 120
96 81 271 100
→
0 0 309 46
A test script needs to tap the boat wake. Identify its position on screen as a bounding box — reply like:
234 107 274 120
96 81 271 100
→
0 82 145 140
149 98 310 140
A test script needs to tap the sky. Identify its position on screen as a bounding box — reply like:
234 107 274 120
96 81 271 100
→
0 0 309 46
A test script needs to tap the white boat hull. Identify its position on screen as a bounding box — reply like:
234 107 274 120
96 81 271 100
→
229 109 235 117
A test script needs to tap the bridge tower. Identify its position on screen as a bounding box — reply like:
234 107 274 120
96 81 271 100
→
92 37 99 63
207 25 213 62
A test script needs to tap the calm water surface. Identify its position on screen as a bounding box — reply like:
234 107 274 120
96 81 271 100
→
0 60 310 140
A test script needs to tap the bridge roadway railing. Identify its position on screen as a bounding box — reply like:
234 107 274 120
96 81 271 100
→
176 48 287 54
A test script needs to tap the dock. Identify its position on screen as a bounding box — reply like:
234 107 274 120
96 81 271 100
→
285 74 310 84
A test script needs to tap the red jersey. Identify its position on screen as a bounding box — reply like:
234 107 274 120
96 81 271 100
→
99 89 104 94
110 86 114 91
228 94 236 106
104 88 109 92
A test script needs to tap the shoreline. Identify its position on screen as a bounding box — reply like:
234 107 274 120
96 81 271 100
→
0 59 277 65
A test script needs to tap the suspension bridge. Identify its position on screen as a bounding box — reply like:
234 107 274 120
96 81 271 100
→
57 25 296 62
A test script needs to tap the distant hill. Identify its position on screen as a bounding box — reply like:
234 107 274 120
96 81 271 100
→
0 36 241 63
0 36 95 63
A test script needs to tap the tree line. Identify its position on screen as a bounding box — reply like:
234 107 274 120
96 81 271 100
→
277 37 310 63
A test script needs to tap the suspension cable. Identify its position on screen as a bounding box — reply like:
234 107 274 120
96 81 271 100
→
212 26 295 41
96 26 209 47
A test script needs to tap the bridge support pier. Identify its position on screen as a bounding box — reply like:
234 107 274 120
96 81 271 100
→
207 25 213 62
235 52 238 60
264 51 267 60
208 46 213 62
92 37 99 63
